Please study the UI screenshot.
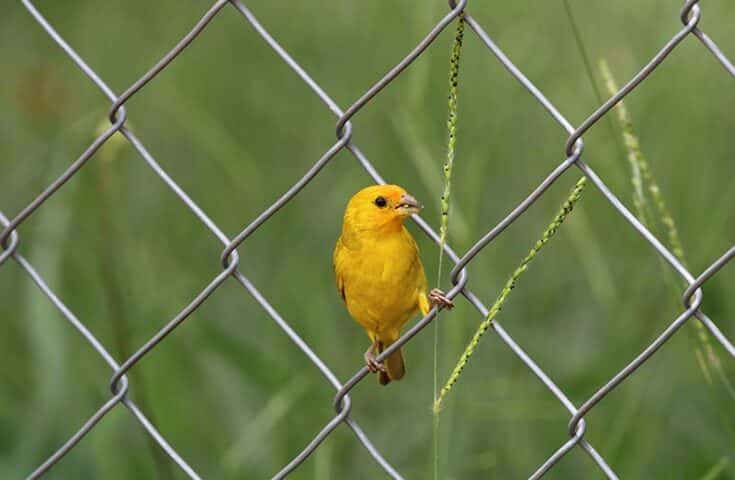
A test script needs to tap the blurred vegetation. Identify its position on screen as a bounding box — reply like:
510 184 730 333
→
1 0 734 478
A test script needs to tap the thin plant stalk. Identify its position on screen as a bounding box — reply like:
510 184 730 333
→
435 178 587 410
561 0 627 163
434 12 465 480
598 61 727 389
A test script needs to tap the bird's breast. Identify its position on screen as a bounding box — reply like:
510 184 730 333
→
339 235 423 337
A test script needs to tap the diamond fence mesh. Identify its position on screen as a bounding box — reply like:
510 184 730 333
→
3 0 735 478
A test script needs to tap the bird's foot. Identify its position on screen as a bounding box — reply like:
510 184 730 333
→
364 350 386 373
429 288 454 310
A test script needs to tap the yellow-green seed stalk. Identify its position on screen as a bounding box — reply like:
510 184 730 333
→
435 10 465 398
599 60 724 385
433 12 465 480
438 12 465 255
434 177 587 411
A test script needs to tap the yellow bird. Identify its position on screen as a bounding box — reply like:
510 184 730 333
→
333 185 453 385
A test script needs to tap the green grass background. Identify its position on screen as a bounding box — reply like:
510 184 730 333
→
1 0 734 478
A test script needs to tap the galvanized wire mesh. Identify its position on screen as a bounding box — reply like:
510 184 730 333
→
3 0 735 478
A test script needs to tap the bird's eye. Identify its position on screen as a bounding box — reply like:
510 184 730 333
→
374 196 387 208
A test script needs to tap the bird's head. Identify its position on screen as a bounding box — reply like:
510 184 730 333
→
343 184 422 234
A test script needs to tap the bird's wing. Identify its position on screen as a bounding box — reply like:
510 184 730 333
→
333 237 347 303
418 286 431 316
403 228 431 317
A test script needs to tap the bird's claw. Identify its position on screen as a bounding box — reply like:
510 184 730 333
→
364 351 387 373
429 288 454 310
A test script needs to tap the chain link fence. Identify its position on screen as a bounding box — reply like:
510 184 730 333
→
3 0 735 478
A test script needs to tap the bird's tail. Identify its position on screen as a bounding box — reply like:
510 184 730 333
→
377 341 405 386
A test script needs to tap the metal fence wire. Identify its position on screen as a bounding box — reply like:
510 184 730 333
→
3 0 735 478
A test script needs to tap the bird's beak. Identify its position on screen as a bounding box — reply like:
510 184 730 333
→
395 193 422 216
